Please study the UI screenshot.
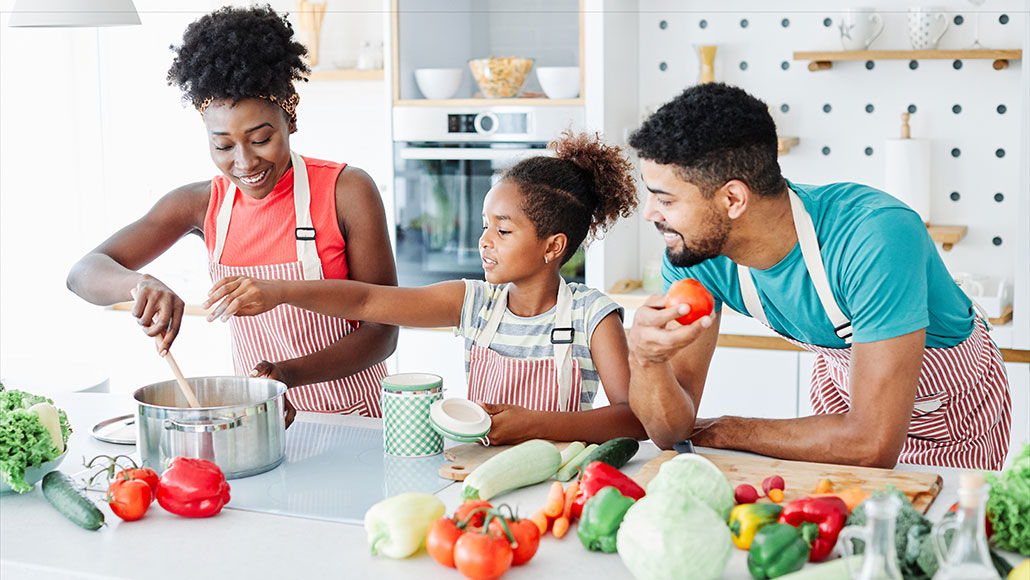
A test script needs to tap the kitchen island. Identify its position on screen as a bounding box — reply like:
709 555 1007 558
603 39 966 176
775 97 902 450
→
0 391 1017 580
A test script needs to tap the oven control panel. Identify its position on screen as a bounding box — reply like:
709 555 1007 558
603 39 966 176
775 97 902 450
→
448 112 528 135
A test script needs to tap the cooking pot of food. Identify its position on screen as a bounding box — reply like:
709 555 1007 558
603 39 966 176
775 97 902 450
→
133 376 286 479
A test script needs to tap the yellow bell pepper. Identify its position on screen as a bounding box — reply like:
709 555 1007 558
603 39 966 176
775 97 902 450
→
364 492 445 558
729 503 784 550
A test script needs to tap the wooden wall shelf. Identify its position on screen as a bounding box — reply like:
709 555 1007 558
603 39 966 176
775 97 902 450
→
309 69 384 82
927 224 967 251
778 136 799 155
393 97 584 107
794 49 1022 71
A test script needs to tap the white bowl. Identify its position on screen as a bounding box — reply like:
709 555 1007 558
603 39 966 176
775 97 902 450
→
0 449 67 494
414 68 463 100
429 398 491 444
536 66 580 99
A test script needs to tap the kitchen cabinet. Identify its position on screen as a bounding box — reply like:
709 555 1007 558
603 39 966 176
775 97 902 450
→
1006 362 1029 467
698 348 800 420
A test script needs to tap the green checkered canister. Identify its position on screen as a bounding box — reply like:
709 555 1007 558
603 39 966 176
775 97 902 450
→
382 373 444 457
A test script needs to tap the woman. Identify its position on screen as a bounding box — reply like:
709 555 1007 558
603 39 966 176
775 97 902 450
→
66 6 397 420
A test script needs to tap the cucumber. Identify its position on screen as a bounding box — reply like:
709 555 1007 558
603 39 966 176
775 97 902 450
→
462 439 562 501
557 442 586 470
555 443 599 482
41 471 105 530
583 437 639 470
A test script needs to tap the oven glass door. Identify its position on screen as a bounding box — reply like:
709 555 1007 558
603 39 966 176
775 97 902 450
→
394 143 583 286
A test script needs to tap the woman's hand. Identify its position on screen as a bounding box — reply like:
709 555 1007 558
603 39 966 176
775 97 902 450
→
204 276 283 321
250 360 297 429
478 403 539 445
131 276 185 355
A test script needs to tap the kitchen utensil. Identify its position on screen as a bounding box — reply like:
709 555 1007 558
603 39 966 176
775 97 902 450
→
632 451 943 513
91 414 136 445
884 113 931 224
468 57 533 98
297 0 326 67
908 7 950 50
414 68 463 100
839 8 884 50
381 373 443 457
439 441 575 481
429 398 491 444
134 376 286 478
129 288 201 408
536 66 580 99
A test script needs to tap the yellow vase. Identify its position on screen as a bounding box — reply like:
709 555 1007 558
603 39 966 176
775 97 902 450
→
698 45 717 84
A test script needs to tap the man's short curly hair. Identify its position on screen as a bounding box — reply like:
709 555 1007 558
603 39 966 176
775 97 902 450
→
167 5 309 116
629 83 786 198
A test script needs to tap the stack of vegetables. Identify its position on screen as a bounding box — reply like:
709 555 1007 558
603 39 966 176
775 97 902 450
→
0 384 71 493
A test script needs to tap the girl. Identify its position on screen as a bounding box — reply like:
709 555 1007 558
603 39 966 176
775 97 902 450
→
66 6 397 420
205 131 646 444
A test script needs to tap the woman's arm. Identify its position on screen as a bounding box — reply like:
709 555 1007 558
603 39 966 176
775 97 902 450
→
66 181 210 351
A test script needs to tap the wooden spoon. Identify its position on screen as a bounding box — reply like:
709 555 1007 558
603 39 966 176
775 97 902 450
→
130 289 202 408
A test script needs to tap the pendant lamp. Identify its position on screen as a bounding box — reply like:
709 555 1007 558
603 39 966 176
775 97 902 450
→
8 0 141 28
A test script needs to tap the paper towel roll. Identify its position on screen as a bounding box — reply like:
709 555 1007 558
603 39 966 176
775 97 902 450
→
884 138 931 223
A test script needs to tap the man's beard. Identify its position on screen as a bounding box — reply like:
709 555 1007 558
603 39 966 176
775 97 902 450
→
660 217 729 268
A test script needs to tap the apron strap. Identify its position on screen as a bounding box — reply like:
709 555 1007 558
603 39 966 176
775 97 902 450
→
211 151 323 281
737 188 853 344
474 279 577 412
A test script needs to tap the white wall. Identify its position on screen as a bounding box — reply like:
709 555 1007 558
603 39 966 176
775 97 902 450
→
0 0 391 395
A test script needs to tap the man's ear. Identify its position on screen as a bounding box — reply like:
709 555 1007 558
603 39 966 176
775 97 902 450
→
545 233 568 264
721 179 751 220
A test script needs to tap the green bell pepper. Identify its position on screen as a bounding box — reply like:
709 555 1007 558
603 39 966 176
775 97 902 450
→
748 523 812 579
577 486 636 553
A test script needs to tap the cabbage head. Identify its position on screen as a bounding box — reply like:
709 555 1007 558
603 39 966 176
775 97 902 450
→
617 491 732 580
645 453 735 520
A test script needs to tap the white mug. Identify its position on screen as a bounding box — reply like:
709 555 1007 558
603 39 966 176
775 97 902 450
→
839 8 884 50
908 7 949 50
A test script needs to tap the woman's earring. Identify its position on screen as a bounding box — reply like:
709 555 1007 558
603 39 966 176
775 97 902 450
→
544 256 550 264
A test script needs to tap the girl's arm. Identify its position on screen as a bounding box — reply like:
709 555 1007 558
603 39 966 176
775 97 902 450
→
482 312 648 444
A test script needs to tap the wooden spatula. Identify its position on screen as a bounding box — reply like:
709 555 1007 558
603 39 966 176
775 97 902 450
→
130 289 202 408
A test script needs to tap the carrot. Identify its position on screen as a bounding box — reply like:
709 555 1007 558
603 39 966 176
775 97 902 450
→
811 487 870 513
552 481 580 539
529 509 549 534
544 481 565 517
768 488 785 503
814 478 835 494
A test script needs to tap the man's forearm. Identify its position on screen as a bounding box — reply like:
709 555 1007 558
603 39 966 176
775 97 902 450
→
693 414 906 468
628 360 698 450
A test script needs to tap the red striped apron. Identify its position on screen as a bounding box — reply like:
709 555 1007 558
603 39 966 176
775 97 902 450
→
738 189 1011 470
467 278 583 412
209 151 388 417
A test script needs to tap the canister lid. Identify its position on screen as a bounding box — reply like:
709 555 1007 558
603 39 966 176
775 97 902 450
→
381 372 443 393
429 398 491 441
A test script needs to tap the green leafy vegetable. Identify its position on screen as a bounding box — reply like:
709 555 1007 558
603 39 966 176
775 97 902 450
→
0 383 72 493
986 443 1030 556
847 484 935 579
645 454 735 520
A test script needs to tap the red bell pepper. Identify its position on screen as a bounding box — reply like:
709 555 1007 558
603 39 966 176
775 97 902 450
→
156 457 231 518
778 496 849 562
571 461 645 520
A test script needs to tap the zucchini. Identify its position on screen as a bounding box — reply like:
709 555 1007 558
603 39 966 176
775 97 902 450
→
557 442 586 470
555 443 599 482
462 439 562 501
583 437 639 470
41 471 105 530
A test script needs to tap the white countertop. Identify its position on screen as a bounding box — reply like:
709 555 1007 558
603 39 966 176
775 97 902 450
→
0 392 1018 580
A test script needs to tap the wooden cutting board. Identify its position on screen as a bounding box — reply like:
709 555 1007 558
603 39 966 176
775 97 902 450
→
440 441 574 481
632 451 943 514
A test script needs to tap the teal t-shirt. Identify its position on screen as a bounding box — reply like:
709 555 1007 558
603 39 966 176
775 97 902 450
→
661 181 974 348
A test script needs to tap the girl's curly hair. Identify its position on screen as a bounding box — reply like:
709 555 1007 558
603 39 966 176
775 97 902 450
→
502 131 638 264
167 5 309 114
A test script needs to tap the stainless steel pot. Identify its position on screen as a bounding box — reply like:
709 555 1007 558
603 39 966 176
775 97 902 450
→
133 376 286 479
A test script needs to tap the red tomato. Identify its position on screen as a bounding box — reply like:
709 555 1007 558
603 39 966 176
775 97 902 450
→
488 517 541 566
665 278 715 325
453 531 513 580
118 467 159 499
108 478 152 521
426 517 463 568
454 499 493 529
948 502 993 538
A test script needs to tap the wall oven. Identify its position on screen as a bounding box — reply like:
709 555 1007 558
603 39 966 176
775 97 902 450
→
392 106 585 286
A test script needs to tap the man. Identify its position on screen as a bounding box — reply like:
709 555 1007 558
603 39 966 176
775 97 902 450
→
626 83 1010 470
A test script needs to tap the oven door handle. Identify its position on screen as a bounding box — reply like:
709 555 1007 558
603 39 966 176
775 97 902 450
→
398 147 552 162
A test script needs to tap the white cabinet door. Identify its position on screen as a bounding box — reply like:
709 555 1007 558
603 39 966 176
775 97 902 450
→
798 352 818 418
394 328 468 399
1005 362 1029 467
697 348 799 419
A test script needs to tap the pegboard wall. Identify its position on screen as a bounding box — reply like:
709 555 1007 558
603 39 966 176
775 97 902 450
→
636 0 1026 324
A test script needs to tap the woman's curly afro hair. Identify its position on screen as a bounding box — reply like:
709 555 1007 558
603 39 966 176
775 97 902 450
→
629 83 785 198
167 4 309 113
503 131 638 264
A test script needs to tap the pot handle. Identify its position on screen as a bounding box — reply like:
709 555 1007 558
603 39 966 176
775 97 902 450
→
164 416 244 433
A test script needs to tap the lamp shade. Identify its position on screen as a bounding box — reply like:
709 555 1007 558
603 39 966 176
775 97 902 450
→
8 0 141 28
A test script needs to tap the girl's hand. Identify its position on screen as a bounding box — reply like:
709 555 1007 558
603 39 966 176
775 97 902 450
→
478 403 539 445
204 276 283 321
131 276 185 355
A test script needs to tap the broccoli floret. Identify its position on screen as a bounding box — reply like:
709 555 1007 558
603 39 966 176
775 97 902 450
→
846 484 936 580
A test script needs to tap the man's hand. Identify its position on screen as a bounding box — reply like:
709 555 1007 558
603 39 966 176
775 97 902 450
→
478 403 539 445
628 294 716 366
